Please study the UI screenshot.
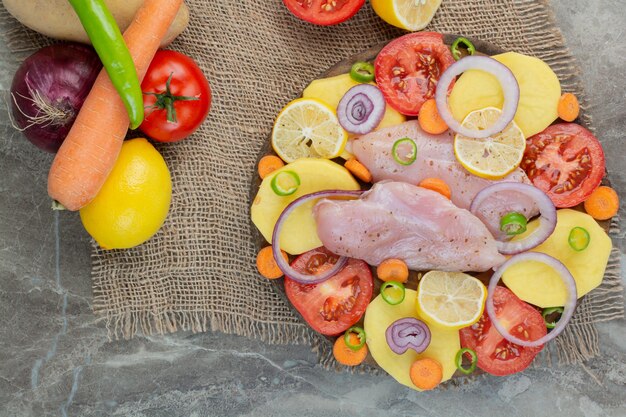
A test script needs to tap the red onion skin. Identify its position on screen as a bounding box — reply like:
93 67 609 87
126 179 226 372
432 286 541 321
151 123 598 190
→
10 43 101 153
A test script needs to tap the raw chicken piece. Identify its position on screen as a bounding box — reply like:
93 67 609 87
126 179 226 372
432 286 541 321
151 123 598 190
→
313 181 506 272
351 120 537 237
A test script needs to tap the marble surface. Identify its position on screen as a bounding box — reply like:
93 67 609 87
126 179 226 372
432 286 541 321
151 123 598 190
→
1 1 625 416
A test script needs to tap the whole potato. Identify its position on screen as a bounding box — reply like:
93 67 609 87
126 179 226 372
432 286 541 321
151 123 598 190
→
3 0 189 47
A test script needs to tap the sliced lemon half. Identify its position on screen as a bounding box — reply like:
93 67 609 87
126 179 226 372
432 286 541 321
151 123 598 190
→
416 271 487 329
271 98 347 163
372 0 443 31
454 107 526 180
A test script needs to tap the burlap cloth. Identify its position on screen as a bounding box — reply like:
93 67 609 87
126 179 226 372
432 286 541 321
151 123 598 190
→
3 0 623 371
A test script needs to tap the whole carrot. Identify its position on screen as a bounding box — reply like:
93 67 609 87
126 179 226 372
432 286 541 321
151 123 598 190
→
48 0 183 211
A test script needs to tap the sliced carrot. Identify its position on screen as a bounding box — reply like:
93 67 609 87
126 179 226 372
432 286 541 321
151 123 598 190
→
557 93 580 122
258 155 285 179
333 333 368 366
47 0 183 211
419 178 451 200
418 99 449 134
344 158 372 183
377 259 409 283
584 186 619 220
256 246 289 280
410 358 443 390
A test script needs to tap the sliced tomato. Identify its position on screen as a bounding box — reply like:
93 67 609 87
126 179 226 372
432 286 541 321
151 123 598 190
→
285 247 373 336
282 0 365 26
521 123 605 208
375 32 455 116
459 286 546 376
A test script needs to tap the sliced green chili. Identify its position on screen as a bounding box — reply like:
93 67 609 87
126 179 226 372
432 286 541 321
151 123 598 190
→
450 37 476 61
500 212 528 235
568 227 590 251
455 348 478 375
380 281 406 305
344 326 367 351
68 0 144 129
542 306 564 329
350 61 375 83
392 138 417 166
271 171 301 196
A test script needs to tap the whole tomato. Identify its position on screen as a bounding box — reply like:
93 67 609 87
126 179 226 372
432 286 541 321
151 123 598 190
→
140 50 211 142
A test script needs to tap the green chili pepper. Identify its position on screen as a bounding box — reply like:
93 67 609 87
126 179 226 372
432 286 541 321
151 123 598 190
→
455 348 477 375
500 212 528 235
380 281 406 305
568 227 590 251
450 37 476 61
350 62 375 83
542 306 564 329
68 0 144 129
392 138 417 166
344 326 367 351
271 171 301 196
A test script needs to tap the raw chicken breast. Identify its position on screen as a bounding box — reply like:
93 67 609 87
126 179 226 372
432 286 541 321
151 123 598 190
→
313 181 506 272
351 120 537 237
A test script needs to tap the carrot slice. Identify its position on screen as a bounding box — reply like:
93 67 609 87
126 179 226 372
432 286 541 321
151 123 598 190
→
333 333 368 366
410 358 443 390
345 158 372 183
258 155 285 179
418 178 451 200
584 186 619 220
47 0 183 210
377 258 409 283
418 99 449 134
557 93 580 122
256 246 288 279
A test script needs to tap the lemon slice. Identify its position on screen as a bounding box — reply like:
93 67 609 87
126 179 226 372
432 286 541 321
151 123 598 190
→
372 0 442 31
271 98 347 163
416 271 487 329
454 107 526 180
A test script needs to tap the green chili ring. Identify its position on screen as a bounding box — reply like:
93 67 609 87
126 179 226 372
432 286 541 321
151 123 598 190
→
568 227 590 251
500 212 528 236
451 37 476 61
455 348 478 375
344 326 367 351
380 281 406 305
271 171 301 196
350 61 375 83
392 138 417 166
542 306 564 329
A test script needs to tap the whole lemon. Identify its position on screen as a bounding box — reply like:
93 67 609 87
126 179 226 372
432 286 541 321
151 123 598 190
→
80 138 172 249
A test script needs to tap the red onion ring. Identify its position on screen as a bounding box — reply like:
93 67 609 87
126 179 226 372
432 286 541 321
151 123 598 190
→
487 252 577 347
337 84 386 135
435 56 520 139
470 183 556 255
385 317 431 355
271 190 363 284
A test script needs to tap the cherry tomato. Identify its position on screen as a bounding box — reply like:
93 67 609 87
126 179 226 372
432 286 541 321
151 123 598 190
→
521 123 605 208
375 32 455 116
285 247 373 336
282 0 365 26
140 50 211 142
459 286 547 376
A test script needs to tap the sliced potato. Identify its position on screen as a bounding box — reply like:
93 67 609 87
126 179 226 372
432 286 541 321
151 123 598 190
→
502 209 612 308
449 52 561 138
251 158 360 255
363 290 460 391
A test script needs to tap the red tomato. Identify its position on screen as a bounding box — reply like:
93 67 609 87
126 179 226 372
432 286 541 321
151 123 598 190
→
459 286 546 376
375 32 455 116
140 50 211 142
285 247 373 336
282 0 365 26
521 123 605 208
